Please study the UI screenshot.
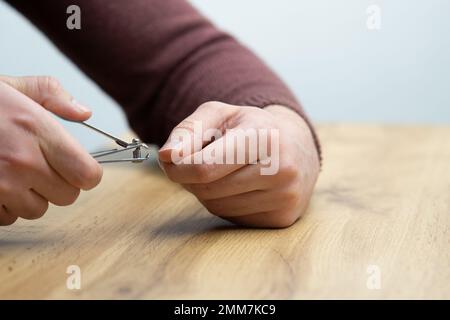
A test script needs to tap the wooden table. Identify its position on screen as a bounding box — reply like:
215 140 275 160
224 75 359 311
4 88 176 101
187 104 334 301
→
1 125 449 299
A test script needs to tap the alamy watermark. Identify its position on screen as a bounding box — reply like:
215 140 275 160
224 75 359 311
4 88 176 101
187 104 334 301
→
66 5 81 30
167 121 280 175
366 264 381 290
366 4 382 31
66 264 81 290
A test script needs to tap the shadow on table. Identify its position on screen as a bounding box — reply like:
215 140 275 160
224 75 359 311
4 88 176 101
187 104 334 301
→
0 235 59 249
150 209 268 239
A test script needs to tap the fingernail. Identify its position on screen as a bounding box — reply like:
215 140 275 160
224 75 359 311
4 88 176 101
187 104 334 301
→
71 98 91 113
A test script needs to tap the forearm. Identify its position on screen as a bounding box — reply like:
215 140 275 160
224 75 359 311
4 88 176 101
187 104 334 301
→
6 0 320 160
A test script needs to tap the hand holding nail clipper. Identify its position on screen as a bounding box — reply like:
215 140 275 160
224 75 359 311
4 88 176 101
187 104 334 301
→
0 75 102 225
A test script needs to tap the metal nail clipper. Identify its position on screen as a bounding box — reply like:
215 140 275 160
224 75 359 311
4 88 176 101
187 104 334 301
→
80 122 150 164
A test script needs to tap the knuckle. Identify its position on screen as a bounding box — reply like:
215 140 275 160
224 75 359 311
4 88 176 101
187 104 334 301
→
0 214 18 226
198 101 236 113
281 188 300 207
0 150 36 172
184 183 210 199
271 210 299 228
182 183 197 195
202 199 223 216
198 101 218 111
26 202 49 220
38 76 62 96
19 152 37 170
192 165 213 183
12 110 39 135
246 105 263 114
279 161 299 181
55 188 80 206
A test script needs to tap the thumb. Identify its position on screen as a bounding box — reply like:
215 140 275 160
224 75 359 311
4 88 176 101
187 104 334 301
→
0 75 91 121
159 101 239 163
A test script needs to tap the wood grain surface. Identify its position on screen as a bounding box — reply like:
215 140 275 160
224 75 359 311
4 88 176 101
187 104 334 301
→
0 124 449 299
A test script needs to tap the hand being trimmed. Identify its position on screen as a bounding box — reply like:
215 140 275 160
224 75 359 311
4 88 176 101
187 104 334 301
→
159 102 320 228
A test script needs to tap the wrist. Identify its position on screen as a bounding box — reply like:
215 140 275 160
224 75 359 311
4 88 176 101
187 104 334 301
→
263 104 312 137
264 104 321 167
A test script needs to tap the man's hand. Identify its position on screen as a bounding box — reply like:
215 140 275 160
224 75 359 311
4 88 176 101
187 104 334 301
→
0 76 102 226
159 102 320 228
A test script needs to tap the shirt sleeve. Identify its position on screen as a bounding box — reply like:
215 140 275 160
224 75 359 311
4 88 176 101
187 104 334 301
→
5 0 320 159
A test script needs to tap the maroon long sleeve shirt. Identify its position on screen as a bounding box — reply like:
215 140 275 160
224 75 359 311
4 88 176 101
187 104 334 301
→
6 0 320 159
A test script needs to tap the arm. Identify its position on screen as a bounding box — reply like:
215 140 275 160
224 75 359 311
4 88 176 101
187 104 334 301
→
7 0 320 227
6 0 320 154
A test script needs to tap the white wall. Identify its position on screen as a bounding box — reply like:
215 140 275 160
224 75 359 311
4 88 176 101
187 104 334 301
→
1 0 449 148
191 0 450 124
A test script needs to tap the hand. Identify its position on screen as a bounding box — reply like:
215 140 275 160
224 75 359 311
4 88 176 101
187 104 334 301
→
159 101 320 228
0 76 102 226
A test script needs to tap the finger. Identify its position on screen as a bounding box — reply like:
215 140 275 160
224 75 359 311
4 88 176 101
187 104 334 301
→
5 189 49 220
202 190 285 217
0 75 91 121
224 209 299 229
161 123 269 184
29 154 81 206
1 79 102 191
182 164 275 200
159 101 239 163
161 161 242 184
37 115 103 190
0 205 18 226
